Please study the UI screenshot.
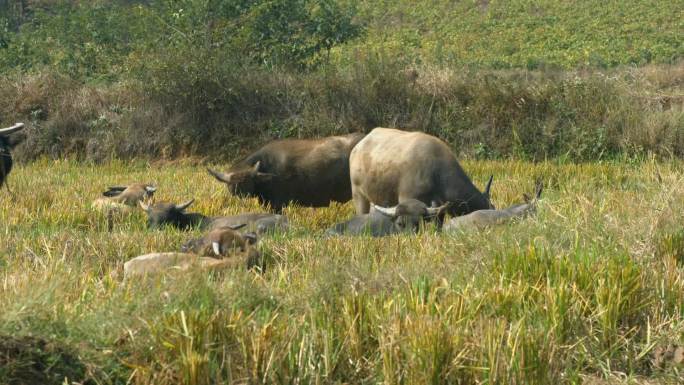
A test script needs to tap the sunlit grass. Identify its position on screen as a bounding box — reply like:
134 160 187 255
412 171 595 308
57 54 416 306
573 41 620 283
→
1 158 683 384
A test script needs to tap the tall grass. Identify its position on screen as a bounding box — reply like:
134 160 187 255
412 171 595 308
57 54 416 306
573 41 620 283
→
1 62 682 163
1 159 684 384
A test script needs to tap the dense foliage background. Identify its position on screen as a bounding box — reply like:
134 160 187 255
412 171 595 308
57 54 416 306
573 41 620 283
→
0 0 682 161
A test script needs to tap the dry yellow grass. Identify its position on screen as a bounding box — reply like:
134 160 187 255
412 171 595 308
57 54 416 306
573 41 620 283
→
1 158 683 384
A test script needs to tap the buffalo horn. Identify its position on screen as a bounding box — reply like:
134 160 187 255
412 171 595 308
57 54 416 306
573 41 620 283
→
175 199 195 211
372 203 398 218
212 241 221 256
207 168 233 183
484 175 494 197
0 123 24 135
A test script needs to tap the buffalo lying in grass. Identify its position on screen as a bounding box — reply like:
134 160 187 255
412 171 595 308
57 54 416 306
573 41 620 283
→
208 133 364 211
123 251 259 278
91 183 156 213
444 181 543 232
325 199 449 237
181 225 257 257
139 199 288 233
350 127 493 216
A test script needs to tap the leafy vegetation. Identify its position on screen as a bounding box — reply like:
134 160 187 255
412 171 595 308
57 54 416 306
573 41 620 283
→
1 1 682 162
1 159 684 383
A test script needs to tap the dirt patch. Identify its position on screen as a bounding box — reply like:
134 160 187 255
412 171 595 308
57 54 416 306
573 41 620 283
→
0 335 92 385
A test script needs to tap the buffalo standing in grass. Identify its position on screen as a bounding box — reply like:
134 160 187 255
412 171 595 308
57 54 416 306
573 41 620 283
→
0 123 25 190
208 133 365 212
349 127 493 217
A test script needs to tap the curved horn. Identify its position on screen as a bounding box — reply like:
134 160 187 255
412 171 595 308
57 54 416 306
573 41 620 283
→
229 223 247 230
426 202 450 216
252 161 261 172
484 175 494 197
138 201 151 212
207 168 233 184
175 199 195 211
371 203 398 218
0 123 24 135
212 241 221 256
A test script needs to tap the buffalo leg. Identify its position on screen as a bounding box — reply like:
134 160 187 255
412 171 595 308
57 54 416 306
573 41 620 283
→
352 190 370 215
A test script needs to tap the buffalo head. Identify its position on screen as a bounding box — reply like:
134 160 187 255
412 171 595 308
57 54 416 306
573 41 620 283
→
0 123 25 189
139 199 200 229
207 161 274 197
372 199 450 233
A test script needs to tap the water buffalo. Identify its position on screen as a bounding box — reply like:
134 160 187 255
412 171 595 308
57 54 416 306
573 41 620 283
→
123 251 259 279
181 225 257 257
444 181 543 232
325 199 449 237
349 128 493 217
92 183 156 213
139 199 288 233
102 183 156 205
207 133 365 211
0 123 25 190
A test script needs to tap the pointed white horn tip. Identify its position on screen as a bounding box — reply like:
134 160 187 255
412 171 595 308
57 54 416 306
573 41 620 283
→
212 241 221 256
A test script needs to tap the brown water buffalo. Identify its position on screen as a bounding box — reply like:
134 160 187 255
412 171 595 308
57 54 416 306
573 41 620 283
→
102 183 156 205
444 181 543 232
349 128 493 217
180 225 257 257
0 123 25 190
92 183 157 214
207 133 365 211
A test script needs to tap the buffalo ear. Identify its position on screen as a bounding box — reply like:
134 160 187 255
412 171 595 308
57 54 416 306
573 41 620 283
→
243 232 258 245
252 161 262 172
426 201 451 217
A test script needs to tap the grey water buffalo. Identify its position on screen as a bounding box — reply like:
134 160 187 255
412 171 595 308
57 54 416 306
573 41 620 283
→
0 123 25 190
444 181 543 232
349 128 493 217
139 199 288 233
325 199 449 237
92 183 156 213
207 133 365 211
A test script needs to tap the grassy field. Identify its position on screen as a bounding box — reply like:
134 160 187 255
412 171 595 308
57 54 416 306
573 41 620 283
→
2 158 684 384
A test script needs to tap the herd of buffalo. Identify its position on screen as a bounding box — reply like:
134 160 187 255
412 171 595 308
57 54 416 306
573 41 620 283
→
0 124 543 277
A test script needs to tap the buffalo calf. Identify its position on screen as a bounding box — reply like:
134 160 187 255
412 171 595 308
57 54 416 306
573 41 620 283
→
444 181 543 232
